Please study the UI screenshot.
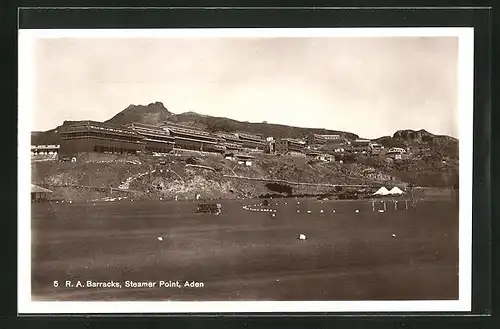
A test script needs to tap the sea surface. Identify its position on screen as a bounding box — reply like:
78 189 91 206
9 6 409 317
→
30 197 459 301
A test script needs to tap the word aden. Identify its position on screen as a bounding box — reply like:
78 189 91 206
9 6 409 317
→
124 280 204 288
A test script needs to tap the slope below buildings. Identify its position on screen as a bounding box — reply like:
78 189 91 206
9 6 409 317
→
31 152 414 203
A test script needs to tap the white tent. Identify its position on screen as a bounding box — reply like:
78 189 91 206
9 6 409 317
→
388 187 404 195
373 187 390 195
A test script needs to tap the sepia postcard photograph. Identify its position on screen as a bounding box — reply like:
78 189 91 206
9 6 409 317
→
18 27 473 314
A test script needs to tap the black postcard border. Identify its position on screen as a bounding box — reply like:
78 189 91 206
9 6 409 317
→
5 5 495 329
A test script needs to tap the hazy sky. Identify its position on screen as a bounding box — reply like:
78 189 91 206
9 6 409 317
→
32 36 459 138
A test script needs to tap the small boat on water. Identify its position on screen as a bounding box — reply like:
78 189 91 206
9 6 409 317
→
196 203 222 214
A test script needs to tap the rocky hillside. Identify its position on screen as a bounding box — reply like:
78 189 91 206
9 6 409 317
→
175 113 358 140
374 129 458 159
31 153 406 202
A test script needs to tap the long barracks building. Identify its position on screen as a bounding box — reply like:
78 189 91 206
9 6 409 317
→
58 120 295 158
214 132 244 154
307 133 341 146
125 122 175 153
59 121 146 158
160 121 223 154
234 131 267 151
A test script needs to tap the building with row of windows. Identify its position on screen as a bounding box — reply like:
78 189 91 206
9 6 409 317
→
305 134 349 154
160 121 222 153
31 144 60 156
350 139 385 154
370 142 384 154
307 133 341 146
273 138 306 156
350 139 372 153
56 120 390 161
125 122 175 153
234 131 267 152
58 121 268 158
386 147 407 159
59 121 146 158
214 132 244 154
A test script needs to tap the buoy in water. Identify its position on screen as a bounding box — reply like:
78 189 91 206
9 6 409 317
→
157 237 163 241
320 210 324 213
298 234 307 240
355 209 359 213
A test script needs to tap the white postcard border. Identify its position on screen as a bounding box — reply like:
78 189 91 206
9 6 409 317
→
18 27 474 314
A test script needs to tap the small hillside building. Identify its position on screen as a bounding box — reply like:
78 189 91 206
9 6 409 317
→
274 138 305 156
307 133 341 146
370 143 384 154
351 139 372 153
386 147 407 160
31 184 53 203
31 144 60 156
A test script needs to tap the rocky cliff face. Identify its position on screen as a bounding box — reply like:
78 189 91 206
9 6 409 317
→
392 129 457 144
105 101 175 126
373 129 458 159
394 129 433 141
